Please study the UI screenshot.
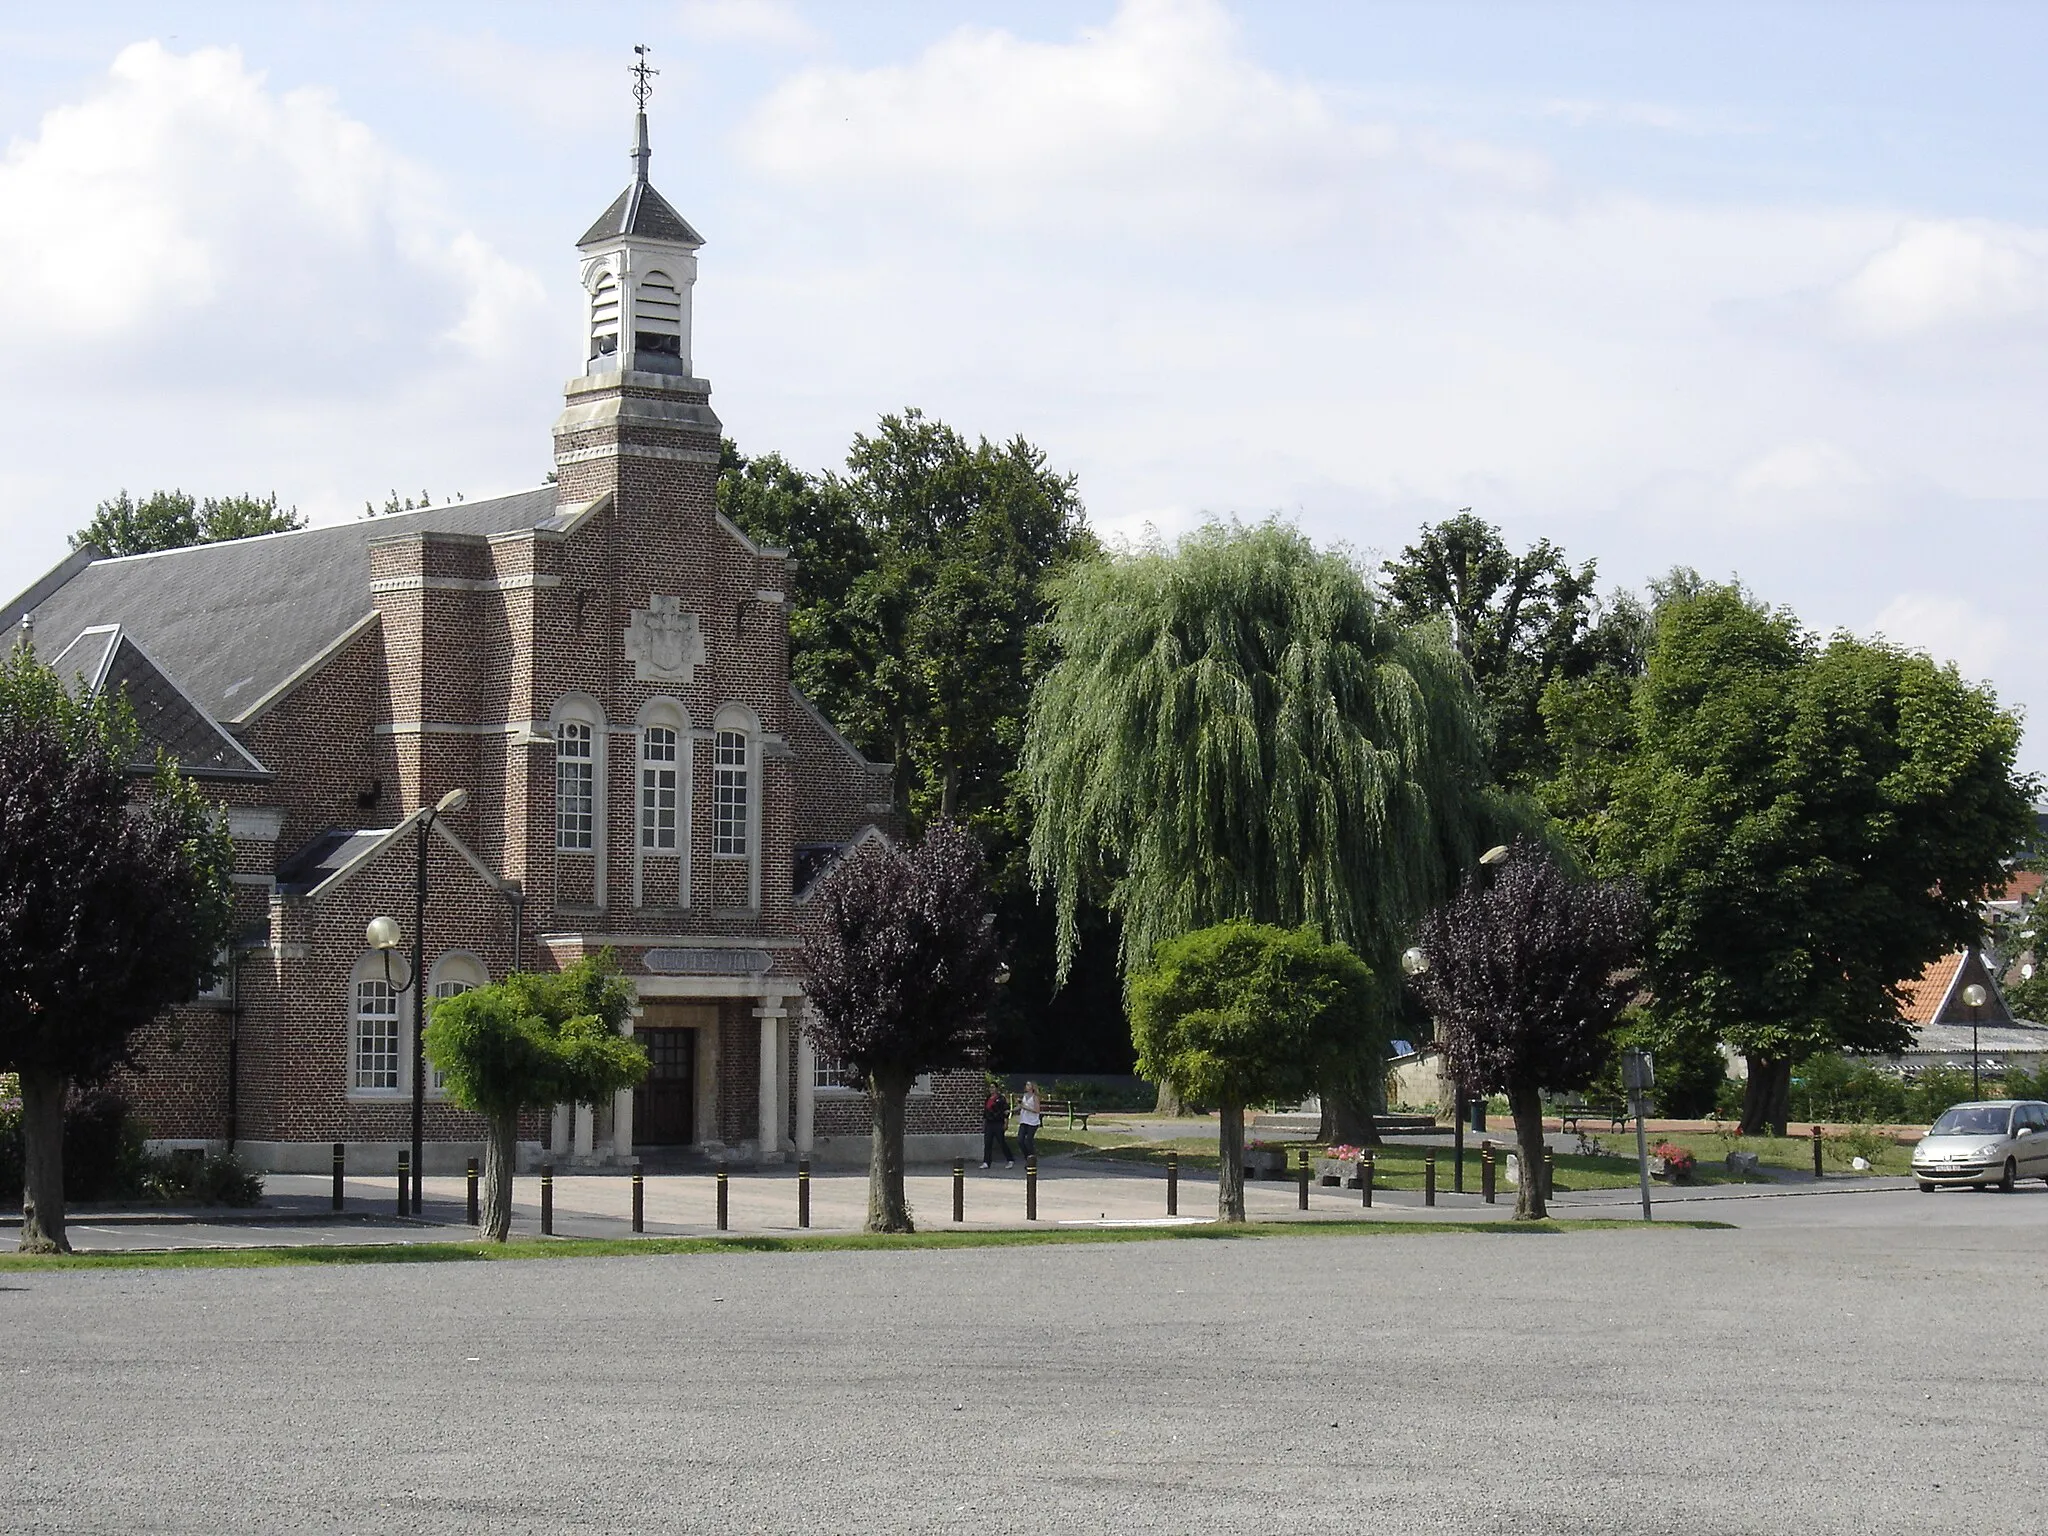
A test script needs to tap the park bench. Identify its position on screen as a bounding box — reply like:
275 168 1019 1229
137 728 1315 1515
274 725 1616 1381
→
1557 1104 1627 1135
1038 1099 1093 1130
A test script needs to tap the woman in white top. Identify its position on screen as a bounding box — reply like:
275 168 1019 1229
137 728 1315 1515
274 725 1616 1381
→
1018 1081 1044 1160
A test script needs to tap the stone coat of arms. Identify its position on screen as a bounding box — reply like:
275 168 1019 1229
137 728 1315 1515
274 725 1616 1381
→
624 594 706 684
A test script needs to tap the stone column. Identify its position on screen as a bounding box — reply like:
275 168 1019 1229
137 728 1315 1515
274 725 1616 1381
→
549 1102 571 1155
613 1013 634 1162
794 1007 816 1157
755 995 787 1163
572 1103 595 1158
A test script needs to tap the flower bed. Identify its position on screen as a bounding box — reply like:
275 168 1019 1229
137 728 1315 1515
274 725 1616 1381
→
1649 1141 1697 1182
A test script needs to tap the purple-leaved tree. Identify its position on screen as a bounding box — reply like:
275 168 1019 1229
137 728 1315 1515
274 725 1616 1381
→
800 821 1001 1232
1408 840 1642 1219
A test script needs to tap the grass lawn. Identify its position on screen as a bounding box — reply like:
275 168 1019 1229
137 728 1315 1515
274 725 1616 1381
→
0 1215 1729 1272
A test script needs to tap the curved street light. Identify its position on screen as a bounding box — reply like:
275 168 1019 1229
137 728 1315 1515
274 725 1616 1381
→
1962 980 1989 1098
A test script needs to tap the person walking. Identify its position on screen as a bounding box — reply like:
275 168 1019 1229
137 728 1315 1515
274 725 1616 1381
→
981 1085 1013 1169
1018 1080 1044 1161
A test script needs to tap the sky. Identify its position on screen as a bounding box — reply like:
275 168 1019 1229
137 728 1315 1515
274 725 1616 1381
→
2 0 2045 769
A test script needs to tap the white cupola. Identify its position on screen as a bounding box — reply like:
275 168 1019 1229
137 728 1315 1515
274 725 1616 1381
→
576 97 704 379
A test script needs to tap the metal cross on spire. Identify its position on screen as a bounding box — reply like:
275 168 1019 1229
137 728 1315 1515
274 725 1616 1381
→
630 43 659 110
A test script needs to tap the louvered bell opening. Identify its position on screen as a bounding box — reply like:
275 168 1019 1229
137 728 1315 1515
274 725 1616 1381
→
633 271 683 362
589 274 621 362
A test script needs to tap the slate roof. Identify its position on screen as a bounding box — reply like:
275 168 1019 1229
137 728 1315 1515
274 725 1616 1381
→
275 828 392 896
4 488 558 726
44 626 270 778
578 180 703 249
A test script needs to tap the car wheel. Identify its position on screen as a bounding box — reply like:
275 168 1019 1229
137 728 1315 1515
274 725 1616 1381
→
2000 1159 2017 1192
1918 1180 1937 1192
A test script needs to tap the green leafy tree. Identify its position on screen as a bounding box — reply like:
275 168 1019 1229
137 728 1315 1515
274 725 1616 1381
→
1381 513 1640 788
1024 519 1497 1135
1407 842 1643 1219
1566 582 2034 1135
71 490 304 556
798 822 1001 1232
0 648 235 1252
1128 922 1374 1222
424 955 646 1241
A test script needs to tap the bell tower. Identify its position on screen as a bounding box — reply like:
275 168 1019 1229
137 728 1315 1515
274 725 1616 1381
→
553 45 721 510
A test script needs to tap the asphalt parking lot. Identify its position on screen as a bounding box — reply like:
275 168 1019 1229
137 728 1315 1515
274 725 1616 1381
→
5 1185 2043 1535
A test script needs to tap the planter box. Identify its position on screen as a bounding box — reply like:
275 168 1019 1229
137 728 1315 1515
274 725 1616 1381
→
1242 1149 1288 1178
1315 1157 1365 1188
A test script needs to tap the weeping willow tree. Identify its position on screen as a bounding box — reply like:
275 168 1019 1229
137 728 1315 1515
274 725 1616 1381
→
1024 519 1498 1136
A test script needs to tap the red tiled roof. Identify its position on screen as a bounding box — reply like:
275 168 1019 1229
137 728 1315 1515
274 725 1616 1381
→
1998 869 2044 904
1899 951 1963 1025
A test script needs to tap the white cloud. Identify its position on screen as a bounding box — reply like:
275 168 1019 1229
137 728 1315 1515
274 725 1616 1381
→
1734 441 1872 496
1835 220 2048 339
0 41 544 365
1868 592 2014 683
678 0 824 53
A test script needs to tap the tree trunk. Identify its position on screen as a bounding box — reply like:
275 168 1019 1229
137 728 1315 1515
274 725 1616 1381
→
1508 1080 1548 1221
1740 1056 1791 1138
939 763 960 821
19 1068 69 1254
1320 1081 1382 1147
866 1069 914 1233
1152 1079 1183 1117
1217 1091 1247 1223
479 1111 517 1242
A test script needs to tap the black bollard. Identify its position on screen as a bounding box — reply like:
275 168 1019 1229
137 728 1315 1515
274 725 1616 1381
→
331 1141 344 1212
1543 1146 1555 1200
1166 1152 1178 1217
1361 1150 1374 1209
798 1158 811 1229
1424 1149 1436 1207
631 1159 644 1234
540 1162 554 1236
396 1150 409 1218
466 1157 480 1226
952 1159 964 1223
1481 1142 1496 1205
1297 1148 1311 1211
1026 1156 1038 1222
716 1161 729 1231
1812 1123 1824 1179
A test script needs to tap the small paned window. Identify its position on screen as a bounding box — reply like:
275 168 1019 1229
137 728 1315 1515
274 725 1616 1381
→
354 978 401 1091
641 727 679 851
816 1055 858 1091
428 975 477 1093
557 722 594 851
714 729 749 858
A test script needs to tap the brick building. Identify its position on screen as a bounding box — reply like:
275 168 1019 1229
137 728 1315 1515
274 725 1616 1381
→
3 105 981 1172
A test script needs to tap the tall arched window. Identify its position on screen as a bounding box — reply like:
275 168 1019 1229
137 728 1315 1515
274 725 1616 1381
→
557 721 594 851
714 728 749 859
641 726 679 851
589 271 620 360
427 953 490 1095
350 953 406 1094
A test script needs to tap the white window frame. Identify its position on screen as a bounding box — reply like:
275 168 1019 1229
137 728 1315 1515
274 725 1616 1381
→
713 728 749 859
640 726 679 852
349 955 407 1097
556 720 595 852
425 953 489 1097
815 1054 860 1093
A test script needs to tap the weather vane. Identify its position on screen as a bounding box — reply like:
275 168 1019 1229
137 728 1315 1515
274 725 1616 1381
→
631 44 658 110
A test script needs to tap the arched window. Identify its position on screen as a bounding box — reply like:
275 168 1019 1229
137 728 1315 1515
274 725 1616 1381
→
641 726 679 851
426 953 489 1095
714 728 749 859
556 720 594 851
350 953 406 1094
634 270 682 357
589 272 620 360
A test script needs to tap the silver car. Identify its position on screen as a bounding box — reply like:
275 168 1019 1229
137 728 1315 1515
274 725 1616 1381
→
1912 1099 2048 1191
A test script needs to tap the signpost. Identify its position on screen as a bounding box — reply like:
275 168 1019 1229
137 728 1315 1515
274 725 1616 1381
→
1622 1048 1656 1223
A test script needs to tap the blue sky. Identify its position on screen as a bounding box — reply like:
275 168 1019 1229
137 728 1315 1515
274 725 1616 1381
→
3 1 2045 770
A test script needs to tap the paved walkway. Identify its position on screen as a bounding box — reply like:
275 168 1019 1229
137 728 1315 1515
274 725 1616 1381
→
10 1155 1966 1252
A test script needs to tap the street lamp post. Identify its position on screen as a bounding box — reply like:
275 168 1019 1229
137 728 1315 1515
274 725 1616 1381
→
1961 979 1988 1099
368 786 469 1215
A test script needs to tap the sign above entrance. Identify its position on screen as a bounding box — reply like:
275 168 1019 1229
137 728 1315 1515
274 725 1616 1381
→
644 947 772 975
624 594 706 684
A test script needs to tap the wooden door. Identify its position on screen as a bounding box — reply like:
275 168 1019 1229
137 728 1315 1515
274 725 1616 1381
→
635 1027 695 1146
